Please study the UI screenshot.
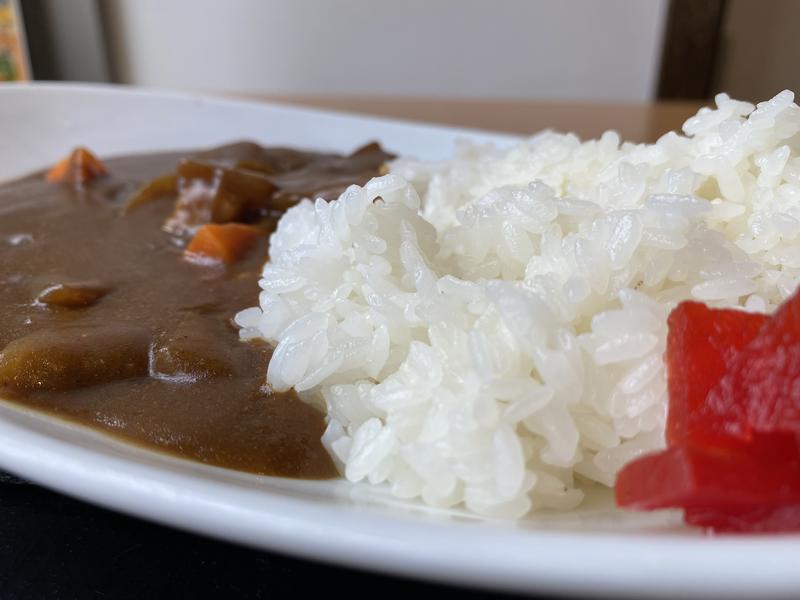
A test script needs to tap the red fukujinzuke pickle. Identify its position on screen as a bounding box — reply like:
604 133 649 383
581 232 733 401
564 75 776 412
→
701 290 800 442
665 301 766 446
684 505 800 533
616 293 800 533
615 433 800 512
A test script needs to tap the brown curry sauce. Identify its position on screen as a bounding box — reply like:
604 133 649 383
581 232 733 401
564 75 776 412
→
0 142 392 478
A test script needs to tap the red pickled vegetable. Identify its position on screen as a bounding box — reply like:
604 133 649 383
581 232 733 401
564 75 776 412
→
666 302 766 445
704 290 800 440
684 505 800 533
616 435 800 511
616 291 800 533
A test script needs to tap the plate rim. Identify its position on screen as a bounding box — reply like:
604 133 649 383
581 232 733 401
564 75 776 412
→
2 82 800 599
2 401 800 599
0 80 524 157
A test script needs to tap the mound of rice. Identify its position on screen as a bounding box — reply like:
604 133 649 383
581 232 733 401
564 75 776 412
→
236 91 800 517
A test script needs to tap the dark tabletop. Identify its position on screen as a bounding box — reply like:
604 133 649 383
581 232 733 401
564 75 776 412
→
0 471 570 600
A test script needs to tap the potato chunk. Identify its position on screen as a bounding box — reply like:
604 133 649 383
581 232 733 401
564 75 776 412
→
149 320 234 382
36 282 110 308
0 326 149 391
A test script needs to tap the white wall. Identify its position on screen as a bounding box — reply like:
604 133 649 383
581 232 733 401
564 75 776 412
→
103 0 668 102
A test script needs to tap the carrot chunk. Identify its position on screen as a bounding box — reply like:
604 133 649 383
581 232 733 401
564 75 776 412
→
46 147 108 185
184 223 262 264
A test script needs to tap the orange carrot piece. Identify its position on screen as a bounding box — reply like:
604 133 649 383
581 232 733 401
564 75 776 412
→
184 223 262 264
46 147 108 185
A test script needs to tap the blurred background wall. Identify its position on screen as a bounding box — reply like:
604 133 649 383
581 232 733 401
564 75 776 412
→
99 0 667 102
13 0 800 104
713 0 800 101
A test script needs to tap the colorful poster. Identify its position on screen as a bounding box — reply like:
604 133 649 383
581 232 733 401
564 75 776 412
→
0 0 28 81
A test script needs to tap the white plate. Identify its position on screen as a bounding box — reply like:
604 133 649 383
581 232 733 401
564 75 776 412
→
1 83 799 599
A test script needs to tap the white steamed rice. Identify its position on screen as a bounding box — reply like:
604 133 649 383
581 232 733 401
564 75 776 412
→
235 91 800 517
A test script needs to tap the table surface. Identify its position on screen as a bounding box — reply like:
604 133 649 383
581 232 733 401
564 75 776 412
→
234 94 704 142
0 471 529 599
0 96 703 599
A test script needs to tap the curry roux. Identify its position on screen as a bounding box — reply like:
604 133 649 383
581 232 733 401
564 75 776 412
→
0 142 392 478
